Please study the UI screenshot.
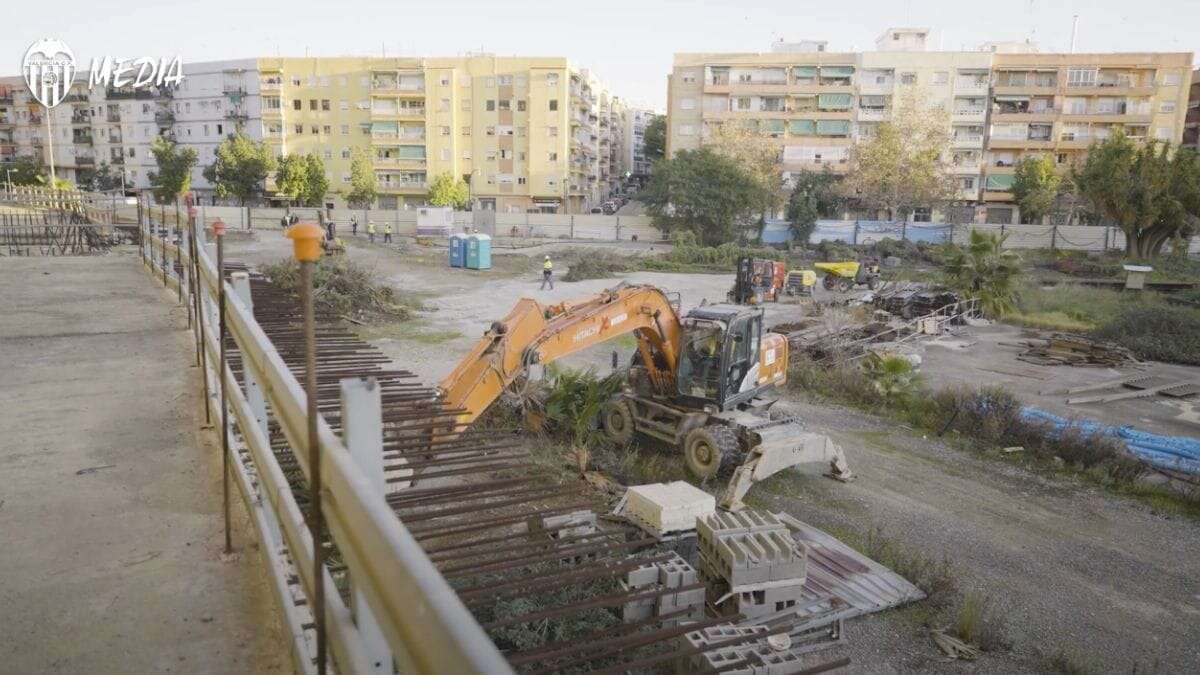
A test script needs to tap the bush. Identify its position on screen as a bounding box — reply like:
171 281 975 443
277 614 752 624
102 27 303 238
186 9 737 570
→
640 230 783 272
562 249 633 281
953 592 1008 651
1092 304 1200 365
813 239 856 262
260 256 423 321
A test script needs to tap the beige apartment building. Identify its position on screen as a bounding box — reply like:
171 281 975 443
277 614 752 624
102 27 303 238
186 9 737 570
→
1 55 629 214
666 28 1193 223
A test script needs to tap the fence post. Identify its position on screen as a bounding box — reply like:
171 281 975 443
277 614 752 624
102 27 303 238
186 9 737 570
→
1050 225 1058 251
852 221 860 245
615 215 621 241
1103 226 1110 251
570 214 575 239
339 377 395 674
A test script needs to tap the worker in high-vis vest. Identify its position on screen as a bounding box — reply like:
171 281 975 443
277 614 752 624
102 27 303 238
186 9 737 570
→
367 220 376 243
383 222 393 243
539 255 554 290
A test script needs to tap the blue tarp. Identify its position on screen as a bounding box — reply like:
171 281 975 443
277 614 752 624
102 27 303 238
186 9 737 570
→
760 219 793 245
808 220 953 245
1020 407 1200 475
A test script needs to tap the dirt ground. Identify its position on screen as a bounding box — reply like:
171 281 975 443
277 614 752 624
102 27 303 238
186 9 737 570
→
223 228 1200 673
0 253 288 673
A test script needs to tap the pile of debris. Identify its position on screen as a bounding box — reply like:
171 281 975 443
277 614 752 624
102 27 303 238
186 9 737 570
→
1014 333 1138 367
872 289 960 320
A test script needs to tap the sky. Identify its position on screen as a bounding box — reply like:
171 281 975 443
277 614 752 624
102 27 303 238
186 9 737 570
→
4 0 1198 111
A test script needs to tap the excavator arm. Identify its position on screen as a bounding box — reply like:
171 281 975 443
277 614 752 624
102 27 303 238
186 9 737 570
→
438 284 684 427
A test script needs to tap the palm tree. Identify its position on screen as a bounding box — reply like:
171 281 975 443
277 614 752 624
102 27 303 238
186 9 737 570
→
942 229 1021 317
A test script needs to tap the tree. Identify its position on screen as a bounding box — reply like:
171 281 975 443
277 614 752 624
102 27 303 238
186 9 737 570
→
1011 155 1062 224
642 114 666 162
641 147 768 246
275 153 329 206
843 91 957 220
202 132 275 205
941 229 1021 317
427 172 470 209
83 162 124 192
1 156 45 186
785 168 842 244
1073 132 1200 258
707 121 785 218
345 148 378 208
148 136 198 204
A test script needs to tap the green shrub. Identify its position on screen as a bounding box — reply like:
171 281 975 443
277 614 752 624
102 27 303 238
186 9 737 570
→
953 592 1009 651
260 255 423 321
814 239 856 262
562 249 633 281
641 230 783 272
543 365 624 448
860 352 923 405
1092 304 1200 365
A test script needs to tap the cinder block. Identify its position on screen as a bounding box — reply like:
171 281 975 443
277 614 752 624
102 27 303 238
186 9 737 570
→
624 481 716 537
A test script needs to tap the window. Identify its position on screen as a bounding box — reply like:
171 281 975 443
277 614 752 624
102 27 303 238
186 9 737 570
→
912 207 932 222
546 73 559 85
498 99 511 111
498 75 512 85
358 100 370 110
462 99 472 111
311 125 320 134
342 173 351 183
1067 68 1097 87
486 125 495 136
549 99 558 111
292 99 302 110
517 100 527 112
322 125 331 135
323 150 332 159
486 77 495 88
960 176 976 190
486 100 495 112
900 73 917 85
440 75 450 86
341 149 351 159
439 98 450 112
548 152 558 161
321 99 330 111
680 98 695 110
461 149 472 159
291 76 301 86
319 77 329 87
517 151 525 161
294 124 303 134
340 124 349 135
517 126 526 137
216 124 223 135
548 126 558 137
1161 101 1177 113
1155 127 1172 140
441 148 451 161
682 73 696 84
499 149 511 159
340 100 349 111
1163 72 1182 86
462 125 471 136
518 177 526 185
516 75 526 86
439 125 451 136
202 124 209 135
309 99 318 110
734 97 751 111
932 71 949 85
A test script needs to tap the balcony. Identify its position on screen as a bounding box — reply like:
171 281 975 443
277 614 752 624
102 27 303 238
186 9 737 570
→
75 155 95 166
857 108 889 121
955 79 989 95
952 108 987 122
262 107 282 118
73 134 94 145
70 113 91 125
952 134 984 148
106 113 121 123
225 110 249 122
859 80 894 95
154 111 175 124
261 79 282 92
105 88 155 100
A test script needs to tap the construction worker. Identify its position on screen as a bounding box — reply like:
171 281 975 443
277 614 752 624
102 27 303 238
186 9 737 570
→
351 215 358 237
540 255 554 290
383 222 393 243
367 220 376 243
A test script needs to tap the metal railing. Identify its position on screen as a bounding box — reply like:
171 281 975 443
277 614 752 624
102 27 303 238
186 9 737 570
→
137 214 512 675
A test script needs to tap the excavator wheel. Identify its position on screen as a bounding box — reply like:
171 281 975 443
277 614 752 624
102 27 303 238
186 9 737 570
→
682 424 739 480
822 274 837 291
601 399 636 445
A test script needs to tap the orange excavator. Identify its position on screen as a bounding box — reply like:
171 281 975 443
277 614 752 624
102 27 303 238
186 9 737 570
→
438 283 853 509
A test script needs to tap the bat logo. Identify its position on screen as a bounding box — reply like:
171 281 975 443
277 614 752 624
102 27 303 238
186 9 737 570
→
23 39 77 108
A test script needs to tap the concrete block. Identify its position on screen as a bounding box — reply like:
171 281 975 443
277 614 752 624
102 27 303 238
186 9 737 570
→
625 481 716 537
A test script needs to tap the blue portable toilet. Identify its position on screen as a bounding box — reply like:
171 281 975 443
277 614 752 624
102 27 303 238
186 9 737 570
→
465 233 492 270
448 233 466 268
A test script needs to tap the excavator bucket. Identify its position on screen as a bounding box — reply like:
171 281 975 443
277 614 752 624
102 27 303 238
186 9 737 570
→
719 425 854 511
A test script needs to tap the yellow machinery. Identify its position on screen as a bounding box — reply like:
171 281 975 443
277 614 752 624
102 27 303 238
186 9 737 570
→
813 261 880 292
784 270 817 298
438 283 853 509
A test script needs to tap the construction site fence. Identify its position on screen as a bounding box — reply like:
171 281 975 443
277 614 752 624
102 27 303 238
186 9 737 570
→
812 219 1200 255
138 212 512 675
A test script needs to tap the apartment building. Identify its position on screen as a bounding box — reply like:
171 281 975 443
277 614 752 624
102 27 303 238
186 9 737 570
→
1183 69 1200 150
623 107 657 181
667 28 1192 223
2 55 627 213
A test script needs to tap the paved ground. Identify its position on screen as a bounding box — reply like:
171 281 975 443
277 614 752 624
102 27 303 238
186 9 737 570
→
0 252 288 673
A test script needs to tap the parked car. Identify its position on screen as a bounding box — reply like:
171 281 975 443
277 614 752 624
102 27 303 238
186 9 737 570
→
590 207 603 214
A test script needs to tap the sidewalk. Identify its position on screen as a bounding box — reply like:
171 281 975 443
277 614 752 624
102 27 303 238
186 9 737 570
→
0 252 288 672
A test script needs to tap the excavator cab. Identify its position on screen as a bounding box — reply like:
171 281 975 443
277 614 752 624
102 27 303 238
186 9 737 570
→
675 305 766 410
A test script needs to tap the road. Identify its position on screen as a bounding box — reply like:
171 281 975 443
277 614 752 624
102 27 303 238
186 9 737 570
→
0 252 288 672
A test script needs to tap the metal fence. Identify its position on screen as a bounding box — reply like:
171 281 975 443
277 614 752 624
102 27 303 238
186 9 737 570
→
139 214 511 674
811 219 1200 255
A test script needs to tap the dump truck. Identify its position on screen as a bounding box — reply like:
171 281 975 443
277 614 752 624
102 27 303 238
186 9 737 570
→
438 283 853 510
813 260 881 292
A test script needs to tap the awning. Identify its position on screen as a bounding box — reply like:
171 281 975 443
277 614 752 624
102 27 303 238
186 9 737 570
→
821 66 855 77
793 66 818 77
818 93 853 109
789 119 816 135
761 119 786 133
993 95 1031 102
397 145 425 159
817 119 851 135
371 121 398 132
985 174 1015 191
